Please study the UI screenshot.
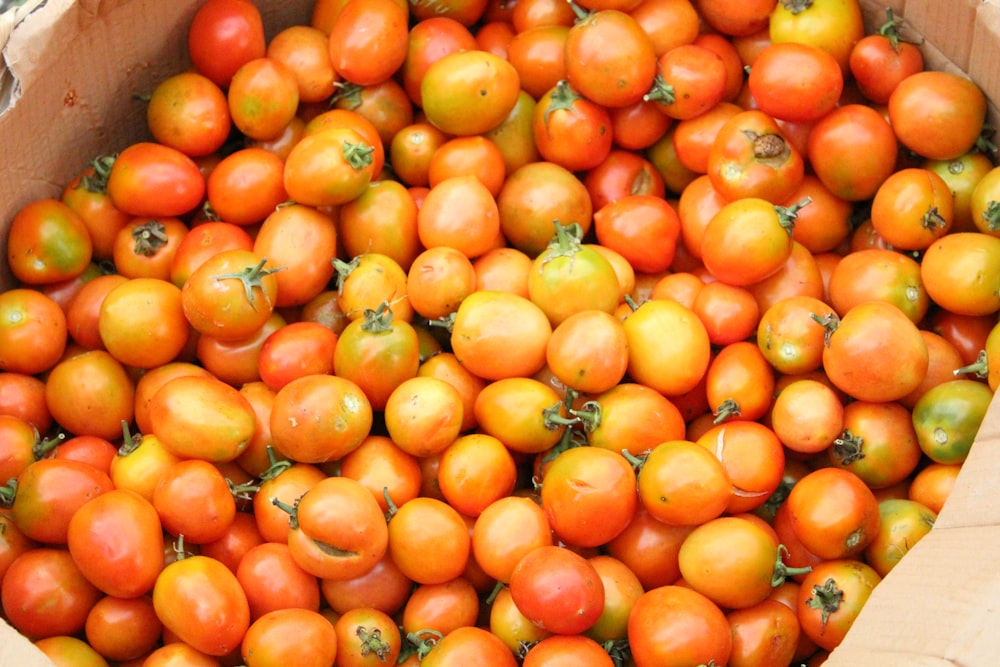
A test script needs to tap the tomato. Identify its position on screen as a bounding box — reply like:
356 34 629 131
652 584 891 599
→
806 103 898 202
636 439 731 526
181 248 281 340
421 626 518 667
522 634 615 667
849 10 924 104
593 195 681 274
870 167 954 250
623 298 711 396
786 467 881 560
449 290 552 381
151 459 236 545
864 498 937 578
106 142 205 218
889 70 988 160
235 542 321 621
707 109 805 204
6 199 93 285
83 595 162 663
696 420 786 514
770 379 844 455
541 446 637 548
400 16 477 107
564 8 657 109
96 277 189 369
702 197 804 286
187 0 266 87
339 181 421 271
497 160 593 258
327 0 408 86
417 174 502 259
402 578 480 641
437 433 517 518
692 280 761 346
203 148 288 227
152 553 250 656
678 516 788 610
45 350 135 441
265 24 338 104
819 300 929 403
912 378 993 465
411 0 488 25
532 80 614 172
796 559 880 652
421 49 521 136
507 24 569 100
647 43 727 121
429 136 507 198
748 41 843 122
240 608 337 667
628 585 732 667
769 0 864 72
0 289 67 375
705 341 775 424
283 126 377 208
508 545 605 635
827 248 929 324
829 400 922 490
388 496 470 585
63 487 164 610
330 78 414 148
146 71 231 157
921 232 1000 316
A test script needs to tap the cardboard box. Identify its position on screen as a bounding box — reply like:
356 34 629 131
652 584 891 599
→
0 1 998 665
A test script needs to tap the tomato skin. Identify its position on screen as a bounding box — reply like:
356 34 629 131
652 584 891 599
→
0 289 67 375
627 585 732 667
786 467 881 561
106 142 206 218
66 488 164 598
152 554 251 657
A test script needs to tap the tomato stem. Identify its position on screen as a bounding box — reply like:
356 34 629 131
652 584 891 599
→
485 580 505 604
404 630 442 660
213 257 286 312
831 429 865 466
341 140 375 171
810 311 840 347
118 420 142 456
425 312 456 333
227 479 260 502
642 73 676 106
270 496 300 530
356 626 393 660
543 80 582 130
0 478 16 507
780 0 814 15
360 301 395 333
772 544 812 586
877 7 904 52
81 154 117 193
976 123 998 156
602 639 633 667
570 400 602 433
954 349 989 379
383 486 399 522
712 398 742 424
982 200 1000 231
258 446 292 481
131 219 169 256
329 81 363 110
621 449 649 473
806 577 845 631
565 0 591 22
775 196 811 236
31 428 66 460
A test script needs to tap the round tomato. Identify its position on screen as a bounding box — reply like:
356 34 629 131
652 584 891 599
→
106 142 205 218
421 49 520 136
509 545 605 636
628 585 732 667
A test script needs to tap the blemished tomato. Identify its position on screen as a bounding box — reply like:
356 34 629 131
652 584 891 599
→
187 0 266 87
912 379 994 465
695 420 786 514
106 142 205 218
826 247 929 324
704 341 775 424
636 439 731 526
726 598 801 667
864 498 937 577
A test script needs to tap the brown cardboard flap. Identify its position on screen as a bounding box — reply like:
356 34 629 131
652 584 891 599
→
903 0 981 71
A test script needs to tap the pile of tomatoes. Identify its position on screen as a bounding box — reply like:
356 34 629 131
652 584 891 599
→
3 0 1000 665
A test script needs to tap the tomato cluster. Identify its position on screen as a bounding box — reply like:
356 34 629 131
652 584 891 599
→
1 0 998 665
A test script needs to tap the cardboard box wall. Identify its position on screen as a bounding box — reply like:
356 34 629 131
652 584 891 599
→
0 0 998 665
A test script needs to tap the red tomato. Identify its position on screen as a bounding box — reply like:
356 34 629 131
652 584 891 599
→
106 142 206 218
532 80 614 172
509 545 606 635
328 0 408 86
187 0 266 87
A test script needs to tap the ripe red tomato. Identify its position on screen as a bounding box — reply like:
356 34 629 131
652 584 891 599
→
106 142 206 218
187 0 266 87
532 80 614 173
